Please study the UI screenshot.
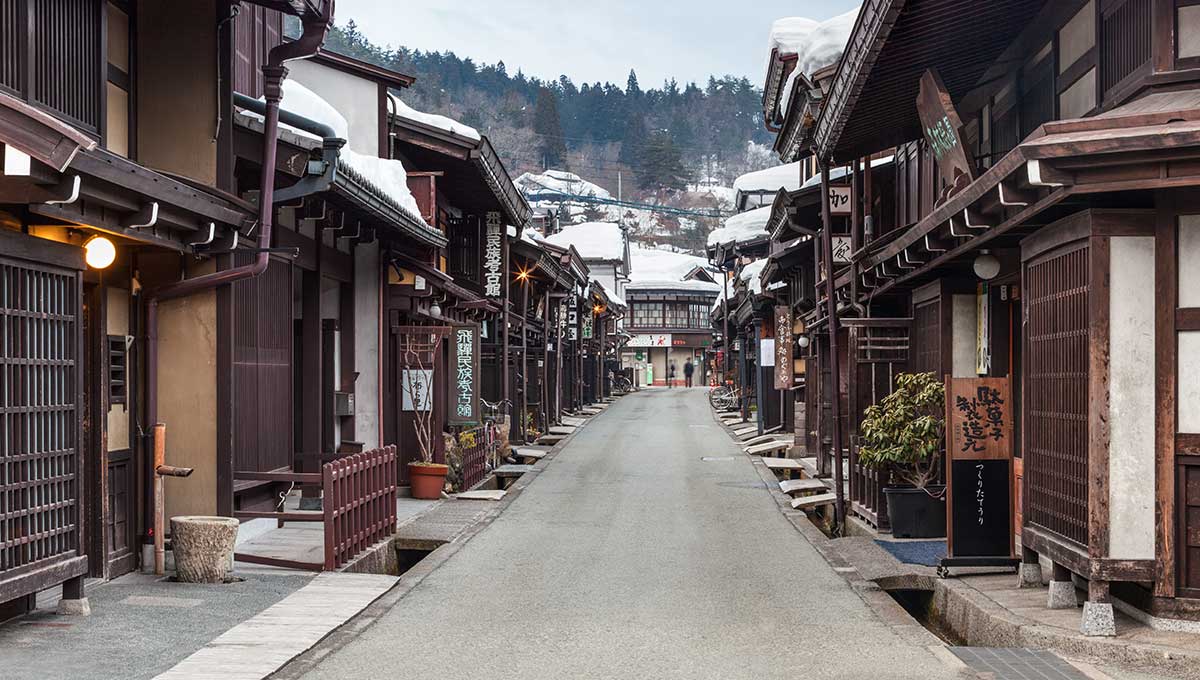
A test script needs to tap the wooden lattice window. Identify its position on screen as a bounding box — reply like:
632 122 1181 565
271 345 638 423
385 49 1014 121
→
1024 242 1090 546
107 335 125 405
1 255 81 576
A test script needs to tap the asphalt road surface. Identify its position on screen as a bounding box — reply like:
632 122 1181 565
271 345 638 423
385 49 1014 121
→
303 388 965 679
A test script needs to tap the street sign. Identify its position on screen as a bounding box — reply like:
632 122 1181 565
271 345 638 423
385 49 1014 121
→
916 69 975 199
448 325 480 425
941 376 1019 570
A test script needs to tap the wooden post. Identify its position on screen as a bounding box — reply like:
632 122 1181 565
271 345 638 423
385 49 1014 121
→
820 160 847 532
153 423 166 576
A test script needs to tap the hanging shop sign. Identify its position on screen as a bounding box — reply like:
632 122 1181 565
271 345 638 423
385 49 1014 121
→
484 212 503 298
581 311 594 340
627 333 671 348
829 185 852 216
449 325 480 425
916 68 975 198
831 235 853 264
941 376 1018 573
774 306 793 390
567 296 579 341
401 369 433 412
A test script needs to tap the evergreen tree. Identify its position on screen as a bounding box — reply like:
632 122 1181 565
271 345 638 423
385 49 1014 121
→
626 69 642 97
533 87 568 170
635 131 690 192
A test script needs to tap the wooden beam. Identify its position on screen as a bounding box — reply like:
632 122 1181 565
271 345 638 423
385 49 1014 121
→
1157 194 1178 597
1088 234 1111 560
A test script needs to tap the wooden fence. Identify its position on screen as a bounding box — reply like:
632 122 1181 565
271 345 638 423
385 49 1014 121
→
233 445 398 571
457 425 499 491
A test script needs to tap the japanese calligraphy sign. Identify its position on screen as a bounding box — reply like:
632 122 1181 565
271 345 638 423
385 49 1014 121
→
774 306 793 390
944 377 1015 562
448 325 480 425
581 311 594 340
915 69 975 198
947 378 1011 461
828 185 851 216
567 295 579 341
484 212 503 298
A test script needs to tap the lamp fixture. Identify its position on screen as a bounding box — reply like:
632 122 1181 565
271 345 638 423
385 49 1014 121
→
84 235 116 270
973 249 1001 280
796 335 811 350
430 301 443 317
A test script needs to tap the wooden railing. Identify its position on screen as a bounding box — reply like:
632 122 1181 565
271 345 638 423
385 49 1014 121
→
848 437 891 532
233 446 398 571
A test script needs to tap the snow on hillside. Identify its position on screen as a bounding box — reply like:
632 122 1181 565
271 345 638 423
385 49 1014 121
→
516 170 611 200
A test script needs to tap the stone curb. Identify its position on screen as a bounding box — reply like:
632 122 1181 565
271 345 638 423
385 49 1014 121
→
709 406 1200 679
270 398 618 679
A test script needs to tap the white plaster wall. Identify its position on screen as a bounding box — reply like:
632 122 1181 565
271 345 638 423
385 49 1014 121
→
1179 216 1200 434
106 287 130 452
1108 236 1156 559
951 294 978 378
354 242 381 449
288 60 380 156
1178 215 1200 308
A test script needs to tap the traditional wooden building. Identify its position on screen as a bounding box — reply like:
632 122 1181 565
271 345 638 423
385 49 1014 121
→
770 0 1200 632
0 0 337 617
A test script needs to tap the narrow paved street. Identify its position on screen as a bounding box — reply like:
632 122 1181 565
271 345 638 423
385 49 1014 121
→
303 389 961 679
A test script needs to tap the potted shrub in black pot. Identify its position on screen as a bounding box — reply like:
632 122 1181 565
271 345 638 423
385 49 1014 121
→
858 372 946 538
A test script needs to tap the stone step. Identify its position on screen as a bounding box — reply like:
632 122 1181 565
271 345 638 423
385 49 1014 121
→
778 479 827 495
790 493 838 510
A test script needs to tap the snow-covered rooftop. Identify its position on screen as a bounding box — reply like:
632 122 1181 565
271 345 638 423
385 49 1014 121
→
740 258 769 296
707 206 772 248
517 170 611 200
768 8 860 78
543 222 625 261
626 247 720 292
245 80 427 228
799 155 895 190
733 163 803 195
595 279 626 309
388 93 480 142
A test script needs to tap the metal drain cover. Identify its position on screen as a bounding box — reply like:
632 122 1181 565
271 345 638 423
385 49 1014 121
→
717 480 768 489
700 456 739 462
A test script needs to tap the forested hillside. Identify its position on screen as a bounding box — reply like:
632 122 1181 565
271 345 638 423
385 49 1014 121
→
325 21 775 197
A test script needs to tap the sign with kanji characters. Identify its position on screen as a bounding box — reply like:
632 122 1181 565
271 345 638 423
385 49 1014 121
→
448 325 480 424
831 235 853 264
567 296 579 341
943 376 1016 565
774 306 793 390
916 69 975 198
484 212 503 298
627 333 670 347
581 311 594 340
829 185 852 216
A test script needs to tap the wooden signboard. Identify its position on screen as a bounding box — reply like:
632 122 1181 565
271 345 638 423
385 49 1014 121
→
829 185 852 216
448 325 480 425
916 69 975 199
774 306 793 390
941 376 1019 572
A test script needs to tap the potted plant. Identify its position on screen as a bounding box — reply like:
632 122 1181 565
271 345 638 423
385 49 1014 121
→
402 334 448 499
858 372 947 538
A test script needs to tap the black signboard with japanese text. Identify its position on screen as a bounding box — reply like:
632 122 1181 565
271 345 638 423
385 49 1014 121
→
448 325 480 425
942 376 1018 569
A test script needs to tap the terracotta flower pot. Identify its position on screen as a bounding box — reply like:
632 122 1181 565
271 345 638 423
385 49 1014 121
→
409 462 449 500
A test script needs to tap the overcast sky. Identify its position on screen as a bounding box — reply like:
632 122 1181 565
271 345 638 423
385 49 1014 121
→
333 0 859 87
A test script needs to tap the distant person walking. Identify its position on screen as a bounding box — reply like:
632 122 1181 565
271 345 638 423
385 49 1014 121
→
668 362 677 388
683 359 694 388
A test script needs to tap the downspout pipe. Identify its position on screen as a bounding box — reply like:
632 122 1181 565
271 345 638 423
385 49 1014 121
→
145 14 331 572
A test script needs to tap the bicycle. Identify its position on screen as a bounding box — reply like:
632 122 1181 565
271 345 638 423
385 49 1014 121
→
709 383 743 411
612 373 633 394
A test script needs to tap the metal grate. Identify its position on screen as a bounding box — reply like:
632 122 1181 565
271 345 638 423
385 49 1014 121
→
1024 243 1089 546
0 256 81 576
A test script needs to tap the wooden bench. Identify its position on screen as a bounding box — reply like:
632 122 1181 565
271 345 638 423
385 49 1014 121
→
733 425 758 437
790 493 837 511
742 434 787 447
761 457 804 479
778 479 827 496
746 440 791 456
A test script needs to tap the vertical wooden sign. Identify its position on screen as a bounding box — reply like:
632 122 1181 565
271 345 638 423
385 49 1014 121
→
916 69 975 199
774 306 793 390
942 376 1018 569
449 325 480 425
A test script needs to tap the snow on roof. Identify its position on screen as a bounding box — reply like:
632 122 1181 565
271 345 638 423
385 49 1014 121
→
707 206 772 247
740 258 769 296
246 80 426 227
595 279 626 308
543 222 625 261
516 170 611 200
629 247 712 284
768 8 859 78
799 155 895 190
388 93 481 142
733 163 803 195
